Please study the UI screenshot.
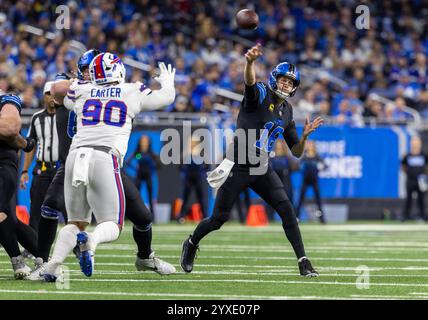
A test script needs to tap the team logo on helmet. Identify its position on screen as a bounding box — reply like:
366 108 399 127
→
89 52 126 85
77 49 101 80
268 62 300 99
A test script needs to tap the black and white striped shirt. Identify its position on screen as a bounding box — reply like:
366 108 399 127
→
27 109 59 163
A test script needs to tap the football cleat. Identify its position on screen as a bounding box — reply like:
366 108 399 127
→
77 232 95 277
41 261 61 282
21 249 35 261
26 257 46 281
11 255 32 280
135 251 176 275
298 257 319 277
315 210 326 224
180 235 199 273
43 273 58 283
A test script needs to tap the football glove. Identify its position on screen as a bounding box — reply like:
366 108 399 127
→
154 62 175 88
55 73 71 81
23 138 36 153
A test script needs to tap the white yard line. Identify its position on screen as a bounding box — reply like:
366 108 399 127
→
23 278 428 288
96 243 428 250
144 224 428 232
3 261 428 271
89 254 428 262
0 289 412 300
4 253 428 262
2 268 428 278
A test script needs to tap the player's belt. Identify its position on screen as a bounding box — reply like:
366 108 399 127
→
79 145 121 160
80 145 112 154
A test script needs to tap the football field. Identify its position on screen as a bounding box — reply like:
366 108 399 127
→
1 222 428 300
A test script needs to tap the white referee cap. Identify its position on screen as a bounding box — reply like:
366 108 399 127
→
43 81 54 94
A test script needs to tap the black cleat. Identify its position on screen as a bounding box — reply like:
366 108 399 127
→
180 235 199 273
316 210 326 224
298 258 319 277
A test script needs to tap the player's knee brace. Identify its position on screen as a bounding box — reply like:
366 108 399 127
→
275 200 298 226
133 223 152 232
41 205 61 220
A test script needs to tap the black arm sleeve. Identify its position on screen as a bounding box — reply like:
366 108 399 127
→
242 84 260 111
283 120 300 150
244 84 258 101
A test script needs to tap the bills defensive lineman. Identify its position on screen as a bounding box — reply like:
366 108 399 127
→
43 53 175 281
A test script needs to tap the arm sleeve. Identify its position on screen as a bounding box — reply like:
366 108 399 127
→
283 120 300 150
242 83 262 111
139 82 175 112
0 94 22 114
244 84 259 102
64 80 83 111
63 81 80 111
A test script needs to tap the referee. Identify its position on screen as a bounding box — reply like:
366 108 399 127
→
20 81 59 231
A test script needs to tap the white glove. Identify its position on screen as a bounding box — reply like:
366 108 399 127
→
154 62 175 88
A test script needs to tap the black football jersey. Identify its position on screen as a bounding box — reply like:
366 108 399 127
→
0 94 22 165
55 103 76 163
231 82 299 167
402 153 428 181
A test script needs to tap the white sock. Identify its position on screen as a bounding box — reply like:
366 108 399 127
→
50 224 80 264
90 221 120 251
298 256 308 263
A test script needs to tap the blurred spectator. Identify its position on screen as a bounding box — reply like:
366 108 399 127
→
393 97 414 121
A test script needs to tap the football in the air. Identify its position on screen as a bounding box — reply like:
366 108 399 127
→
236 9 259 30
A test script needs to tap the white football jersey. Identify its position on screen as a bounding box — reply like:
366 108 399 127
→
64 80 152 162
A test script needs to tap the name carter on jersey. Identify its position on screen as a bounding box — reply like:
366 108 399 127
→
90 88 122 98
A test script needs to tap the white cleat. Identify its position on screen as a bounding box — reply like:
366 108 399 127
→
135 251 176 275
41 260 61 282
11 255 32 280
26 257 47 281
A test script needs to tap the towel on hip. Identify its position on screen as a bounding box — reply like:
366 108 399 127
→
72 147 94 187
206 158 235 189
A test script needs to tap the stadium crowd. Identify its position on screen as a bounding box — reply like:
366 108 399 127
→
1 0 428 124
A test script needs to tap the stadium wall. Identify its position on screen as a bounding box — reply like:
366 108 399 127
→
16 124 426 221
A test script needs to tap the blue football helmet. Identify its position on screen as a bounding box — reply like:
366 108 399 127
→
268 62 300 99
77 49 102 80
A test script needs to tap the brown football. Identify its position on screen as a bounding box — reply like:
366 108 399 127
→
236 9 259 30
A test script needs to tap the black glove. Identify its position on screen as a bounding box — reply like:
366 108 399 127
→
55 73 71 81
23 138 36 153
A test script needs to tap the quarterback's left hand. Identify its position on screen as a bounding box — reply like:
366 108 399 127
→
303 116 324 139
154 62 176 87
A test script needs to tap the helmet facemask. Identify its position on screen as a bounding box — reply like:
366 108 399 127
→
273 75 298 99
268 62 300 100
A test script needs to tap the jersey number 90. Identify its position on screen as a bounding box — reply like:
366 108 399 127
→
82 99 127 127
